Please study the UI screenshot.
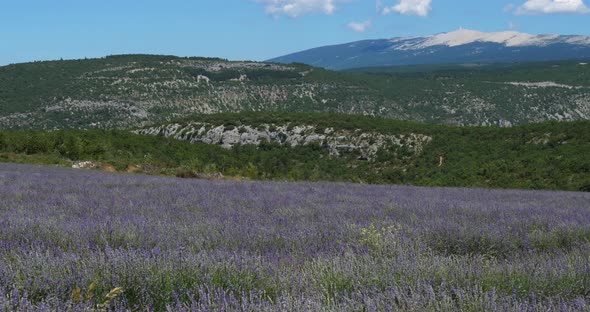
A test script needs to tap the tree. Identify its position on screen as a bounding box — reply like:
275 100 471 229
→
0 132 6 151
25 132 51 154
62 134 83 160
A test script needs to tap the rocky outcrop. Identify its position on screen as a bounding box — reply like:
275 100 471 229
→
134 123 432 161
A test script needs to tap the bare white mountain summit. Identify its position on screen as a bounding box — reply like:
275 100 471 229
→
269 29 590 70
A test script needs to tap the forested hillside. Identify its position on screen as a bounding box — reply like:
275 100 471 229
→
1 113 588 191
0 55 589 129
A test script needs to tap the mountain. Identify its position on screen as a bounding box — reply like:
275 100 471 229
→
268 29 590 70
0 54 589 130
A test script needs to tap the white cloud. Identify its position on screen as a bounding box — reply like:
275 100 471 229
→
256 0 337 17
381 0 432 16
513 0 590 15
347 20 372 32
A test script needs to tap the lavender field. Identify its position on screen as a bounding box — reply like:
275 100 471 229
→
1 163 589 311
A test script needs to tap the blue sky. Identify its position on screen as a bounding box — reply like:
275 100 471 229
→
1 0 589 65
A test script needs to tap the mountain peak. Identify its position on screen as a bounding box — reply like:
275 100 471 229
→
420 29 541 48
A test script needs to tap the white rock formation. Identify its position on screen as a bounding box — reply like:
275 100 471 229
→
134 123 432 161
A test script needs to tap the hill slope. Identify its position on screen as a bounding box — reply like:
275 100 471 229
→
2 113 589 191
269 29 590 70
1 54 589 129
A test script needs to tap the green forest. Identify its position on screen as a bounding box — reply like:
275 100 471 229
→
1 113 588 192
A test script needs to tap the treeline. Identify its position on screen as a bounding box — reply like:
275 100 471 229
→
350 60 590 86
1 114 589 192
168 112 441 133
0 130 358 182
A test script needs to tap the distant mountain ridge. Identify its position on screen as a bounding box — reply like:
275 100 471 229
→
269 29 590 70
1 55 589 130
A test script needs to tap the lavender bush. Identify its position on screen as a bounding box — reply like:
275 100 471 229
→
0 163 589 311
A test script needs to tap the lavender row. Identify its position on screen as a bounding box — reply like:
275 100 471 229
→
0 163 589 311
